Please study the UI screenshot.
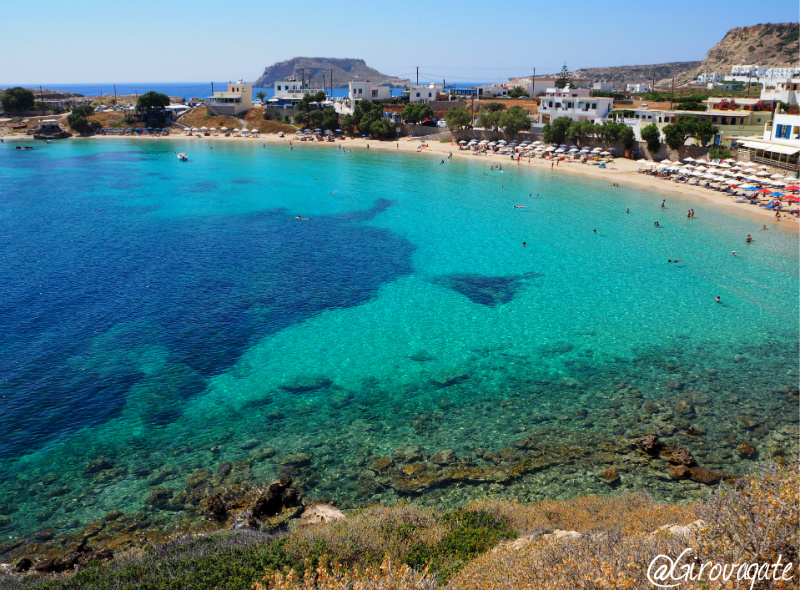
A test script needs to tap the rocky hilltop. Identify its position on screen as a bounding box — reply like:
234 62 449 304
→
696 22 799 76
254 57 411 89
569 22 798 86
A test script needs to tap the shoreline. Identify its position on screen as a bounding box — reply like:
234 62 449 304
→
7 131 797 230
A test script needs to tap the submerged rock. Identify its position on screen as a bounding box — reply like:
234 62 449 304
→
738 443 757 459
661 446 696 466
636 435 663 454
431 450 457 466
204 494 226 521
433 272 541 307
280 375 333 393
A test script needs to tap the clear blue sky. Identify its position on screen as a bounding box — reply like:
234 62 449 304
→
2 0 797 85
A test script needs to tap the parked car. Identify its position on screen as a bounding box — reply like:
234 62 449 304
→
436 120 448 128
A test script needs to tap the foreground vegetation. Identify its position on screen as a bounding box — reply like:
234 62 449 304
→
1 459 795 589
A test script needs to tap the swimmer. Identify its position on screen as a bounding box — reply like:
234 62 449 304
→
661 199 666 208
626 208 630 213
514 205 527 208
593 229 597 233
715 296 721 303
732 251 737 256
668 259 683 263
522 241 527 247
654 221 660 227
763 225 768 230
441 159 445 164
330 191 337 194
746 234 752 242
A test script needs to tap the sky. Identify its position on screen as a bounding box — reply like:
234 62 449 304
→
2 0 797 85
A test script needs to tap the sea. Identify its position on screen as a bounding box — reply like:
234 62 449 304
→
6 82 492 101
0 138 797 555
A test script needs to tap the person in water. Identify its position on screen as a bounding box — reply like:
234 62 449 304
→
715 296 721 303
522 241 527 247
668 259 683 263
746 234 752 242
626 208 630 213
654 221 660 227
661 199 666 208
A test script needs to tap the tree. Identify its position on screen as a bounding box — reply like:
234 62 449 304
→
445 106 472 130
674 101 706 111
369 118 396 139
256 91 266 102
618 125 636 149
401 103 433 123
694 120 718 146
641 123 662 153
136 91 170 111
567 120 586 143
499 106 530 136
542 116 573 144
321 107 339 131
67 112 90 134
72 105 94 118
508 86 529 98
481 102 506 113
555 65 571 89
1 87 35 112
663 117 697 150
477 109 502 130
341 114 356 134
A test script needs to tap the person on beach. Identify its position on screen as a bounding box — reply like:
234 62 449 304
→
746 234 752 242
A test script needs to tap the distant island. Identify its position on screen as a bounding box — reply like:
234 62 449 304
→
253 57 411 89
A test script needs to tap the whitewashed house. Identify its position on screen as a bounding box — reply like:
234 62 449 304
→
538 86 613 123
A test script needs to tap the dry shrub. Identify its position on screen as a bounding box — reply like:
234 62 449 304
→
466 492 695 536
696 458 799 570
448 460 799 590
283 504 448 568
256 556 438 590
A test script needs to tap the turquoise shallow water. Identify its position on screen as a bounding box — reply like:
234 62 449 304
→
0 139 797 550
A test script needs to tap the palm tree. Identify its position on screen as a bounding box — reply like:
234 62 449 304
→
256 91 266 103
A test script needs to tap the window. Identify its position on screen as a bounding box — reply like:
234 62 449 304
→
277 85 282 90
756 117 761 123
775 124 783 138
783 125 792 139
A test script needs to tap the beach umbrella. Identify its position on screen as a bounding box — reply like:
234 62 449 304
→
559 144 567 148
521 141 531 145
555 148 565 153
221 127 228 131
769 174 783 179
209 127 216 131
683 157 695 162
718 162 731 168
739 186 758 190
758 165 769 170
756 188 771 193
770 192 786 197
771 180 786 186
786 195 800 202
785 185 800 191
200 126 207 130
314 128 322 133
458 140 467 144
295 130 303 134
725 179 739 185
600 151 611 156
755 170 770 176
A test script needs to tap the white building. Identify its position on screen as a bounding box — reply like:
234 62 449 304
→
206 79 253 116
348 82 393 102
272 80 319 101
765 66 800 80
761 78 800 106
408 84 443 103
696 73 723 84
592 82 615 92
476 83 508 98
626 83 651 93
735 113 800 171
538 86 613 123
731 65 767 76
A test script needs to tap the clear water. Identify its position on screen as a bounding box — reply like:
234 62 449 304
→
0 139 797 549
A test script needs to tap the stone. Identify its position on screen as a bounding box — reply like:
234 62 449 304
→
661 446 696 466
688 466 725 485
431 450 457 466
636 434 663 454
668 464 690 479
240 439 260 450
400 463 427 476
430 372 469 388
652 520 707 537
14 558 32 572
145 486 173 508
185 468 212 489
674 400 694 416
737 415 759 430
371 457 394 471
84 456 114 475
279 453 311 468
281 487 299 508
597 469 620 485
299 504 345 527
204 494 226 521
216 462 232 477
542 529 582 541
642 401 658 413
511 437 537 450
686 426 703 437
104 510 124 521
280 375 333 393
738 443 757 459
666 380 685 391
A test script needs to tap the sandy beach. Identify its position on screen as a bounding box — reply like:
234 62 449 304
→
5 129 798 228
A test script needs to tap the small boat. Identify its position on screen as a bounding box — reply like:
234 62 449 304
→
177 153 188 161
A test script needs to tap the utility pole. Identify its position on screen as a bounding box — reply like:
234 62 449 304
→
114 84 117 105
670 78 674 110
532 67 536 97
746 71 752 97
40 85 44 114
652 71 656 92
416 67 419 86
330 69 333 95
